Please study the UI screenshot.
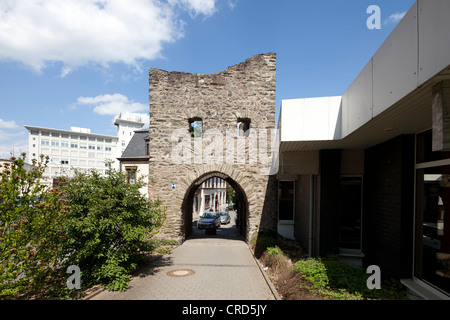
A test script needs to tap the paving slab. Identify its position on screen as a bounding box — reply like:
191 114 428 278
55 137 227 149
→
91 219 276 300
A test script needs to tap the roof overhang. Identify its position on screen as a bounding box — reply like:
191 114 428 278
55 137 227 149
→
278 0 450 153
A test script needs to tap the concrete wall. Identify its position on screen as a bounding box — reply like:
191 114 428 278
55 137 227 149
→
121 160 149 198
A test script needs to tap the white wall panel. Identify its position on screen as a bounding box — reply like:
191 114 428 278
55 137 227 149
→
280 97 341 142
373 2 418 117
342 59 373 137
418 0 450 85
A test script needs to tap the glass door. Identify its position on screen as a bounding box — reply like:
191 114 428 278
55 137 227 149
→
416 166 450 295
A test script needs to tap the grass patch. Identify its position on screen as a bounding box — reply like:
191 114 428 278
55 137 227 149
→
252 234 407 300
264 246 288 271
252 233 306 260
294 255 408 300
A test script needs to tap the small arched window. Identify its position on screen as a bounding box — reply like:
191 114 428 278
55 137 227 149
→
237 118 251 137
189 118 203 138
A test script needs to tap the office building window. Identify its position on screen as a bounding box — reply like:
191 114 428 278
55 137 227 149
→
71 143 78 148
41 140 49 146
52 141 59 147
61 141 69 148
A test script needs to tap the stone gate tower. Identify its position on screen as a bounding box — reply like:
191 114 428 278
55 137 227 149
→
148 53 278 244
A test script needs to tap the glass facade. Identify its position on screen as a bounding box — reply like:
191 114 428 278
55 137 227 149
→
416 130 450 296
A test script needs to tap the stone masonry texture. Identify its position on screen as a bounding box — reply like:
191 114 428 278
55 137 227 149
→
148 53 278 244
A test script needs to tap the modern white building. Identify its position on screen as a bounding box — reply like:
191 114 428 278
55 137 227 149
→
24 113 145 185
25 125 119 184
276 0 450 299
115 113 146 156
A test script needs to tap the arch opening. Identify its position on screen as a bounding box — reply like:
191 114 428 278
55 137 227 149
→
181 171 249 241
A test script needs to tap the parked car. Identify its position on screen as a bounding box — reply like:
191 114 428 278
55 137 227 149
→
198 212 221 229
219 212 231 224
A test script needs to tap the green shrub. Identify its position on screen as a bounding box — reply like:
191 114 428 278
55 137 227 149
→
265 246 288 270
59 168 166 292
0 154 70 299
267 246 282 256
294 255 407 300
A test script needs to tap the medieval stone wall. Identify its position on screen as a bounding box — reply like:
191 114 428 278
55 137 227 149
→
148 53 278 243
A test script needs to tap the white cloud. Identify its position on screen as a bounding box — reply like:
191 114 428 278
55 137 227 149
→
76 93 147 116
385 11 407 25
75 93 149 127
0 0 218 76
0 118 19 129
0 131 28 159
169 0 217 17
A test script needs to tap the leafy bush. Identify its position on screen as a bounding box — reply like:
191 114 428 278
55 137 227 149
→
0 154 70 299
294 255 407 300
59 168 166 292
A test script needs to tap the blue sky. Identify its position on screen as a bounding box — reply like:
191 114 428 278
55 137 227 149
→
0 0 416 159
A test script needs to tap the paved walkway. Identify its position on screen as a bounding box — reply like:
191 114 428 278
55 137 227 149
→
91 214 276 300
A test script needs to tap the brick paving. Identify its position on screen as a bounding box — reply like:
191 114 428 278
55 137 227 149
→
90 218 276 300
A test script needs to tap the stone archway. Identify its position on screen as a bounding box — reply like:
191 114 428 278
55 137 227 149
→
148 53 278 245
181 171 249 239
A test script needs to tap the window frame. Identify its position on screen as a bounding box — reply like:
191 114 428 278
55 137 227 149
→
125 166 137 185
414 129 450 297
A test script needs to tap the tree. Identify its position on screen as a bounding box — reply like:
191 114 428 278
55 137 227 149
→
226 182 236 207
0 154 69 299
59 167 166 291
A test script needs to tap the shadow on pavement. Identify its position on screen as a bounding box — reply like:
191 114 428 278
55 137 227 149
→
133 213 244 279
188 211 245 241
